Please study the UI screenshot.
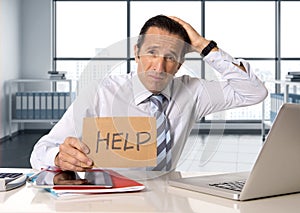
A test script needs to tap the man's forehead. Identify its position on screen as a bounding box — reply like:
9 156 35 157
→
141 34 185 50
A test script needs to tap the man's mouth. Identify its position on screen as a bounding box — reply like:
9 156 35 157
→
148 74 165 81
146 71 167 81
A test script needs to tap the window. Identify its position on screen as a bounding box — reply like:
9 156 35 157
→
130 1 202 36
54 0 299 122
281 1 300 80
55 1 127 92
56 1 127 58
205 1 275 58
205 1 275 120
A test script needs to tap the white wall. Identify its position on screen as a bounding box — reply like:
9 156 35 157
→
0 0 21 138
20 0 51 79
20 0 52 130
0 0 52 138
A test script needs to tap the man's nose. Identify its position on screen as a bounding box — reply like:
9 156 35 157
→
152 56 165 72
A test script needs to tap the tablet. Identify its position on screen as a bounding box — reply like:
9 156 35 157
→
31 169 113 189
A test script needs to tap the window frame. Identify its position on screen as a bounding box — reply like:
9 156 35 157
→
52 0 300 123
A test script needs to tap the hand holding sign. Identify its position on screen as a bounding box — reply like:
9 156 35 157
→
82 117 157 168
54 137 94 171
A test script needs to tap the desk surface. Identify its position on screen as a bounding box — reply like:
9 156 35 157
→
1 168 300 213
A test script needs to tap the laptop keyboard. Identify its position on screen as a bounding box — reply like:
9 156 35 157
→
209 180 246 192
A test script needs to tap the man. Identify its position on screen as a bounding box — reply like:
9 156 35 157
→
30 15 267 171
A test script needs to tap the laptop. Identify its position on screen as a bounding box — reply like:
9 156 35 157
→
169 103 300 201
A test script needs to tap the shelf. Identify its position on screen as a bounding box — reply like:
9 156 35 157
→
261 80 300 141
11 119 59 123
7 78 73 137
263 121 272 128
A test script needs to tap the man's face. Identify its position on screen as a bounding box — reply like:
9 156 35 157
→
135 27 185 94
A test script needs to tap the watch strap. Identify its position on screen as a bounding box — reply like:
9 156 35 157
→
201 40 217 57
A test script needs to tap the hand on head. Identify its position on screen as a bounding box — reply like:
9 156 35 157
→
168 16 211 54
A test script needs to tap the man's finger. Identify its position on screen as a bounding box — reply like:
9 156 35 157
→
57 145 93 169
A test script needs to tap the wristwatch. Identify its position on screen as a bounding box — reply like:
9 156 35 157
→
201 40 217 57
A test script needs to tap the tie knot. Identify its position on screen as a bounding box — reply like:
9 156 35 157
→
150 94 168 113
150 94 164 104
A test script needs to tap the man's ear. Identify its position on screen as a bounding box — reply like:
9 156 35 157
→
176 58 185 70
173 64 181 76
177 63 182 71
172 62 183 76
134 44 140 62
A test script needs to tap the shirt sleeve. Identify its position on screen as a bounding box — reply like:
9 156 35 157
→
30 105 76 170
204 48 255 80
193 48 268 119
30 81 99 170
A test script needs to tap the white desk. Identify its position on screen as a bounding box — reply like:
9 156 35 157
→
1 168 300 213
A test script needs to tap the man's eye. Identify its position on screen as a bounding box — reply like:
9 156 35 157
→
145 50 157 57
165 55 176 62
148 50 154 54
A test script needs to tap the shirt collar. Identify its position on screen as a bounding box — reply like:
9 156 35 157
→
132 72 172 105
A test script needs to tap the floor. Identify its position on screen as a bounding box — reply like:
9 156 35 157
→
0 132 44 168
0 132 264 172
176 134 263 173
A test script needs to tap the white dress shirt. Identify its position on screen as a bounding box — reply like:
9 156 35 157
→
30 49 268 170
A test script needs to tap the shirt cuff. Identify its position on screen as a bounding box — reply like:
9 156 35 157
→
203 48 251 79
45 146 60 167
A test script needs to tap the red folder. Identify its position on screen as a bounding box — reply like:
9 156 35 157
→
107 170 145 189
49 170 145 197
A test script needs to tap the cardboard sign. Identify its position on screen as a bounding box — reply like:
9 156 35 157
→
82 117 157 168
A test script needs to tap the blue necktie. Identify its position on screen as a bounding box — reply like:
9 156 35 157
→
150 94 172 171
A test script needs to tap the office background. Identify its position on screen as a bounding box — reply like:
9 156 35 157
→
1 0 300 169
